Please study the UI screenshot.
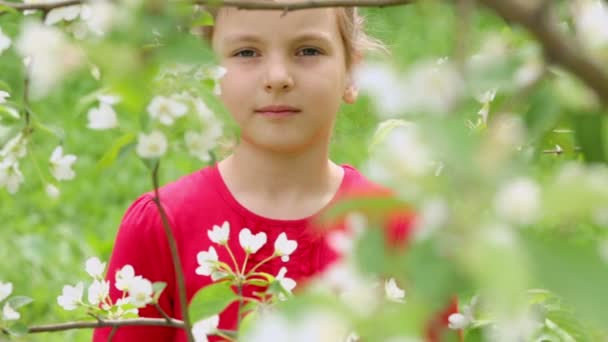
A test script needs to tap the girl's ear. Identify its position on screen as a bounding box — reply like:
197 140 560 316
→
343 84 359 104
343 51 362 104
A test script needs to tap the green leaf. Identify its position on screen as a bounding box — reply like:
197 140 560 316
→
5 322 29 336
152 281 167 302
572 114 606 163
96 132 136 170
189 281 237 323
192 10 214 27
7 296 33 309
368 119 413 152
0 4 18 14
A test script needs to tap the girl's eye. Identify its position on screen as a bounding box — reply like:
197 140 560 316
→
234 49 258 58
297 48 322 56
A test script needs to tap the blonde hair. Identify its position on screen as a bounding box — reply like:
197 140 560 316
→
196 6 387 69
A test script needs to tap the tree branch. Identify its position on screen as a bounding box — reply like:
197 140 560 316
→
478 0 608 107
25 317 185 333
151 161 195 342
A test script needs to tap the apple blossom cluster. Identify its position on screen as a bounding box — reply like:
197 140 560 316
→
57 257 166 319
0 119 77 195
196 221 298 292
0 282 21 323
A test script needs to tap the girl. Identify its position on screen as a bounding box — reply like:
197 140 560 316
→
94 4 456 341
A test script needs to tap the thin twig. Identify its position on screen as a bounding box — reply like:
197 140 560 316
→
27 318 185 333
106 326 118 342
154 302 173 323
151 161 195 342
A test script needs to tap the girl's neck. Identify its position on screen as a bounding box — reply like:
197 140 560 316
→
217 138 344 220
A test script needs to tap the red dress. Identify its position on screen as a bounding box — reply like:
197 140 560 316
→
93 164 456 341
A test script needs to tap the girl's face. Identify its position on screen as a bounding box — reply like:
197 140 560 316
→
212 6 356 153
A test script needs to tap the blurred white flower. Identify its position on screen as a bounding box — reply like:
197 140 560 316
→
195 246 219 277
147 95 188 126
16 21 83 99
57 282 84 311
239 228 267 254
0 90 9 103
2 303 20 321
0 162 24 194
97 94 120 105
448 313 470 330
80 2 115 36
375 124 433 179
115 265 137 291
208 221 230 245
184 125 222 162
275 267 296 300
87 103 118 130
0 28 10 55
128 277 153 308
355 62 408 118
403 59 464 115
49 146 77 181
274 233 297 262
494 177 541 226
515 59 543 88
0 132 27 165
192 315 220 342
0 281 13 302
85 257 106 279
384 278 405 303
87 279 110 306
45 183 60 198
136 130 168 159
320 261 379 316
45 5 81 26
593 207 608 227
573 0 608 50
413 197 449 241
244 309 351 342
328 212 367 255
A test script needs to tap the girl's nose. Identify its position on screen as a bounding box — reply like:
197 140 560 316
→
263 57 294 92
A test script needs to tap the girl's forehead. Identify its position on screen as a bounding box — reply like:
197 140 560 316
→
213 7 341 42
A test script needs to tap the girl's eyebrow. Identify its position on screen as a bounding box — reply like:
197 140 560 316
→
223 32 333 46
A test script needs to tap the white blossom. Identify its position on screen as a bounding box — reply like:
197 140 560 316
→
44 5 81 26
49 146 77 181
384 278 405 303
185 125 222 162
115 265 137 291
476 89 497 125
87 279 110 306
195 246 219 277
413 197 449 241
57 282 84 311
0 28 10 55
239 228 267 254
355 62 408 118
87 103 118 130
494 177 541 226
208 221 230 245
275 267 296 301
0 162 24 194
573 0 608 50
0 132 27 165
147 95 188 126
192 315 220 342
136 130 168 159
80 2 116 36
0 281 13 302
128 277 153 308
85 257 106 279
274 232 297 262
2 303 19 321
108 297 138 319
16 21 83 98
448 313 470 330
0 90 9 104
45 183 60 198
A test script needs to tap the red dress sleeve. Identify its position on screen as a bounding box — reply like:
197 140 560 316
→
92 195 178 342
